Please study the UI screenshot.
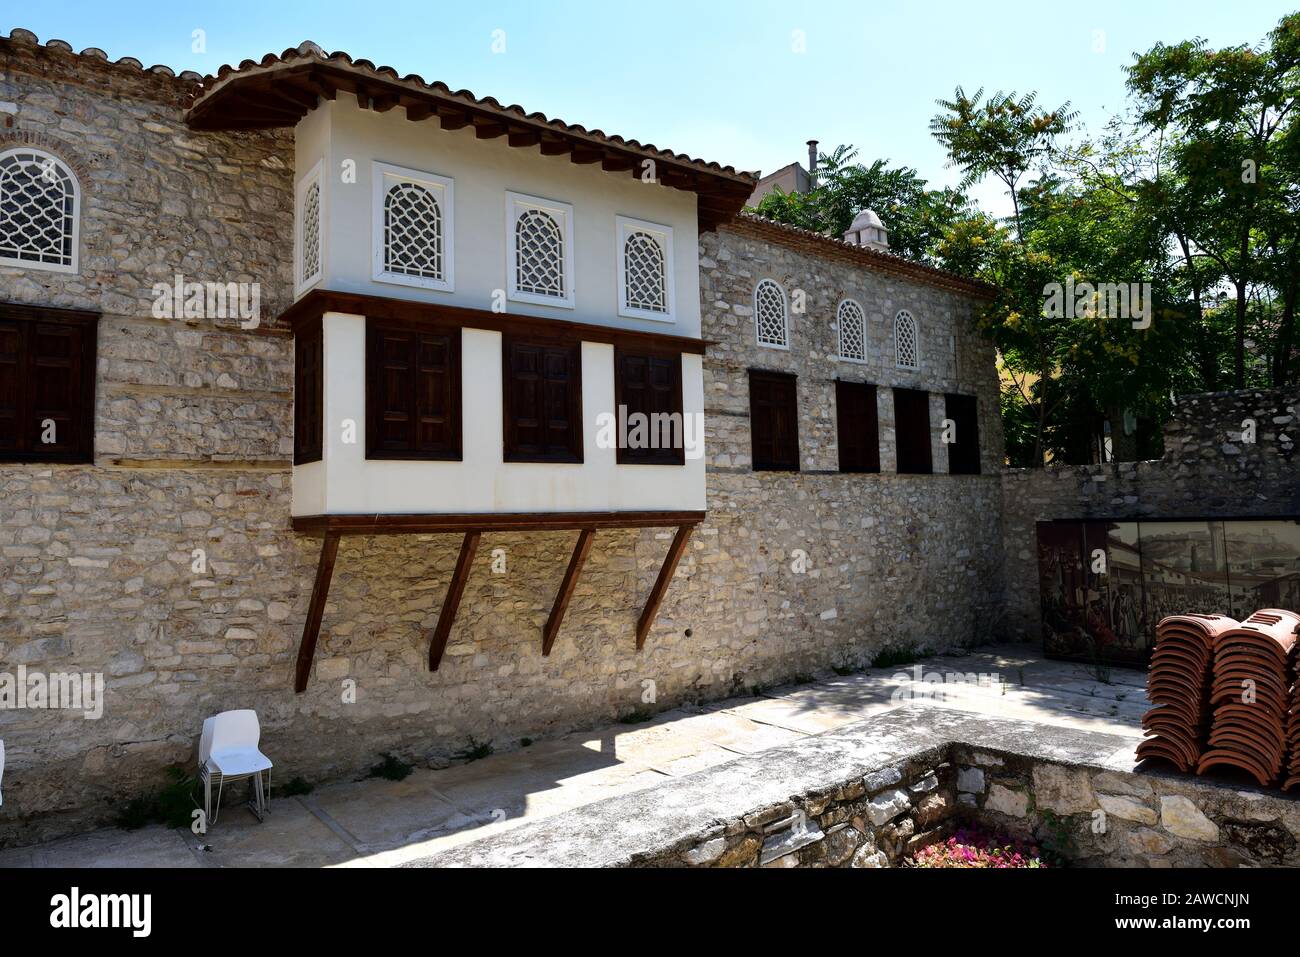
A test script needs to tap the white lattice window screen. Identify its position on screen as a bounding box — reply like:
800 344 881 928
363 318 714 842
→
755 279 788 348
895 310 919 369
384 182 443 280
0 149 77 269
515 208 565 297
300 178 321 284
623 231 667 313
837 299 866 361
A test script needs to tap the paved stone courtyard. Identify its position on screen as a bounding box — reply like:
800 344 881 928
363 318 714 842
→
0 644 1147 867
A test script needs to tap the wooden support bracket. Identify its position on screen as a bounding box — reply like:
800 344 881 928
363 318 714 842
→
293 531 341 693
542 528 595 656
635 524 694 651
429 531 481 671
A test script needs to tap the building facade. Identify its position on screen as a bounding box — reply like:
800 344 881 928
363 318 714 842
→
0 30 1005 843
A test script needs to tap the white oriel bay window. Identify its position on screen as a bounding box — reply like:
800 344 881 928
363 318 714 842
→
506 191 574 308
616 216 674 322
295 158 324 296
372 162 454 291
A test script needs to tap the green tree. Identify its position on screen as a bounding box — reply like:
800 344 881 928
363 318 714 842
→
749 146 978 265
1126 14 1300 387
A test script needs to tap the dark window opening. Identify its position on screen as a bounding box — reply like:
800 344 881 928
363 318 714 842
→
749 369 799 471
365 318 462 460
836 380 880 473
944 392 981 475
503 335 582 463
894 387 933 474
614 348 685 465
294 322 323 464
0 302 97 464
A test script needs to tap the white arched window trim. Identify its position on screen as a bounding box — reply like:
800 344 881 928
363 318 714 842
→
615 215 675 322
754 278 789 350
505 191 575 309
894 309 920 370
836 297 867 363
371 161 455 292
0 146 81 274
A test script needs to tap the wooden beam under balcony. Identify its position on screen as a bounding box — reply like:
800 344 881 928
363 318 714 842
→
290 511 703 691
293 531 341 693
292 510 705 536
429 532 481 671
636 524 694 651
542 528 595 656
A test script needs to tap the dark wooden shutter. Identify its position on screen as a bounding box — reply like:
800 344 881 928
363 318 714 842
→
893 387 933 474
294 321 323 464
365 319 461 460
836 380 880 473
503 336 582 463
749 369 799 471
615 348 684 465
0 304 96 464
944 392 981 475
0 318 20 455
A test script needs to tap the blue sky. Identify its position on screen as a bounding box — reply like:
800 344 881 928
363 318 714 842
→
10 1 1296 216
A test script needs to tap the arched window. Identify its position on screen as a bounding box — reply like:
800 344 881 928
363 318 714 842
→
384 182 443 280
894 309 919 369
754 279 789 349
837 298 866 362
515 208 565 297
372 163 454 291
0 147 80 272
623 231 667 313
296 159 323 293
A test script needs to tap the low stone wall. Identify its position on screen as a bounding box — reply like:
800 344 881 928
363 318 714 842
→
415 707 1300 868
1000 387 1300 642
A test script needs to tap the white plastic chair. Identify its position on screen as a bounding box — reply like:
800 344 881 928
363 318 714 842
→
198 710 272 825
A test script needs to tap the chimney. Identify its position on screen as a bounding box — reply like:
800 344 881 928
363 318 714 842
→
806 139 818 177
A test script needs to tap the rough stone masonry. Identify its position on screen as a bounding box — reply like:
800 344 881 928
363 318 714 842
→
0 31 1295 848
0 33 1007 844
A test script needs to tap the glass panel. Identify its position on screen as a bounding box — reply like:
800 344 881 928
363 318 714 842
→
1222 520 1300 619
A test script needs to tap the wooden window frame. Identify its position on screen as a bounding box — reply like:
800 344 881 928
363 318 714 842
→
893 386 933 475
614 346 685 466
0 302 97 464
293 320 323 465
835 379 880 474
748 368 799 472
364 317 463 461
502 333 583 464
944 392 981 475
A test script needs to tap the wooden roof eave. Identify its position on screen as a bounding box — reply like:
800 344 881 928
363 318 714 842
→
184 60 755 230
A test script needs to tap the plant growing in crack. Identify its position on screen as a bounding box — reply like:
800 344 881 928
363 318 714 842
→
454 737 495 762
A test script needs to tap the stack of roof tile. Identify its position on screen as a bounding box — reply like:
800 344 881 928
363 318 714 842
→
1196 609 1300 787
1138 614 1239 772
1278 611 1300 791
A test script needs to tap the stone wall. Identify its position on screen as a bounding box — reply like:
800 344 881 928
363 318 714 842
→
1000 387 1300 641
0 38 1008 845
420 708 1300 868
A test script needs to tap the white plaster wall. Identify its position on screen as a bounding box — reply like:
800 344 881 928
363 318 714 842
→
289 312 706 515
299 95 702 339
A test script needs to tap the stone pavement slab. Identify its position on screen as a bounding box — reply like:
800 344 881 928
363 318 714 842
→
0 644 1150 868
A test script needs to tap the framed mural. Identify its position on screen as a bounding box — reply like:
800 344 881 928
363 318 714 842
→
1037 517 1300 669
